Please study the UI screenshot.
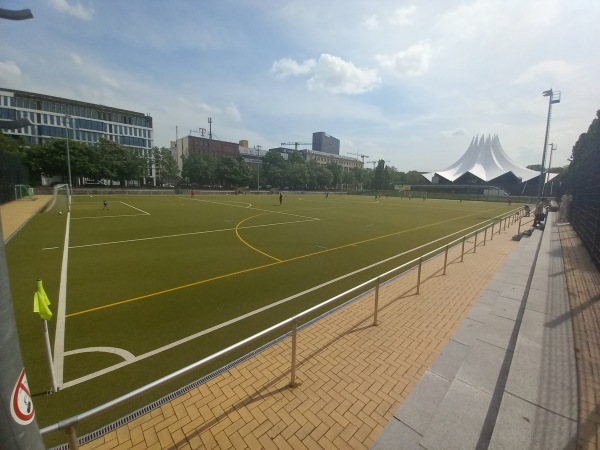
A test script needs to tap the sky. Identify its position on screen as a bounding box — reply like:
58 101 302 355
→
1 0 598 172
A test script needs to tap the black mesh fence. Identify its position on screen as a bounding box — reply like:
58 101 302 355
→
0 150 30 204
569 133 600 271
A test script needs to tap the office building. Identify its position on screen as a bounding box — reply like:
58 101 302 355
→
312 132 340 155
0 88 154 183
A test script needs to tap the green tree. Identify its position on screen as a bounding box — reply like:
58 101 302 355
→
326 162 342 189
95 139 146 185
182 152 211 185
25 138 94 184
152 147 180 184
262 149 286 187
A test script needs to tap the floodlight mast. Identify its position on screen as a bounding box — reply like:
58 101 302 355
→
537 89 560 198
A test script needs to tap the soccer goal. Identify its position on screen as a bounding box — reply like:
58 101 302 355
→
44 184 71 213
15 184 35 201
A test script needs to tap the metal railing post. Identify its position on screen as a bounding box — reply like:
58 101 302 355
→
289 319 298 388
443 245 449 275
483 227 487 246
518 218 522 234
416 257 423 294
490 223 494 240
67 425 79 450
473 232 478 253
461 237 466 262
373 278 380 326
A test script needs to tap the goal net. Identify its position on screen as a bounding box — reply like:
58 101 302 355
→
15 184 35 201
44 184 71 213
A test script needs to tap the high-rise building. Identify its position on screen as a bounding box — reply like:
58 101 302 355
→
0 88 154 182
312 132 340 155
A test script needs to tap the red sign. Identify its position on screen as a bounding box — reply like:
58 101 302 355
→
10 369 35 425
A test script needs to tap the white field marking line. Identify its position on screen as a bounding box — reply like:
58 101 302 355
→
196 197 321 221
66 218 320 249
52 210 71 388
64 346 135 362
120 201 150 214
71 214 148 220
61 218 494 388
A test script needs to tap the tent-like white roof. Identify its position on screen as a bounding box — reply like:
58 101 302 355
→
422 134 555 184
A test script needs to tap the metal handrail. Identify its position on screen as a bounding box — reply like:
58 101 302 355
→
40 208 524 448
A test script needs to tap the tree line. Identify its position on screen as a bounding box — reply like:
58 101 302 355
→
0 134 428 190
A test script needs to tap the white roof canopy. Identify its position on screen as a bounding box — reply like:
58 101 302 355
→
422 134 555 184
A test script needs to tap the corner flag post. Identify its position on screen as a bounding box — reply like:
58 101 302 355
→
34 280 58 393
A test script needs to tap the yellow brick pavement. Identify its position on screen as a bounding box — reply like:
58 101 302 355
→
559 223 600 450
81 220 522 450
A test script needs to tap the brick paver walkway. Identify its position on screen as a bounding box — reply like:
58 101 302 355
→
81 221 522 450
0 195 52 242
559 223 600 450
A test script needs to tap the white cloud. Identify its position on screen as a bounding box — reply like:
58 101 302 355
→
101 75 119 89
271 58 316 79
441 128 468 137
307 54 381 95
70 52 84 66
376 41 432 76
362 14 380 30
389 6 416 25
50 0 94 21
0 60 22 83
513 60 579 85
225 105 242 122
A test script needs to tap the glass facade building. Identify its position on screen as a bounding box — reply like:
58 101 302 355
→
0 88 155 181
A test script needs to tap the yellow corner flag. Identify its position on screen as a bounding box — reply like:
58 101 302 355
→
33 279 52 320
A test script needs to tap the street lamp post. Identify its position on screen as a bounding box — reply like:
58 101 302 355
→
537 89 560 198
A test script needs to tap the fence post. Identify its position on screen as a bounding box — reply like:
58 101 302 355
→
473 232 478 253
373 278 380 326
289 319 298 388
483 227 487 246
518 217 522 234
443 245 449 275
490 223 494 241
461 237 466 262
67 426 79 450
416 257 423 294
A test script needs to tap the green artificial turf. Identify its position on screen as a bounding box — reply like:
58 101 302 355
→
6 193 516 446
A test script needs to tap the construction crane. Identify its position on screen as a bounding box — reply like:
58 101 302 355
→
281 142 311 151
370 160 390 169
347 152 370 165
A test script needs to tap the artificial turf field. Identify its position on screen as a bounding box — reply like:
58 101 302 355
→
7 192 516 442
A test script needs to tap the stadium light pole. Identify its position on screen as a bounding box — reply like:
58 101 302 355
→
546 143 556 196
537 89 560 198
0 6 46 449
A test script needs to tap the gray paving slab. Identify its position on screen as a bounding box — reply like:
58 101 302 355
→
488 393 577 450
525 287 571 319
518 308 574 352
479 313 517 350
491 295 522 321
448 317 482 347
429 339 469 381
466 301 492 323
393 371 451 435
371 418 423 450
504 337 577 420
477 289 501 306
455 340 511 396
419 379 499 450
